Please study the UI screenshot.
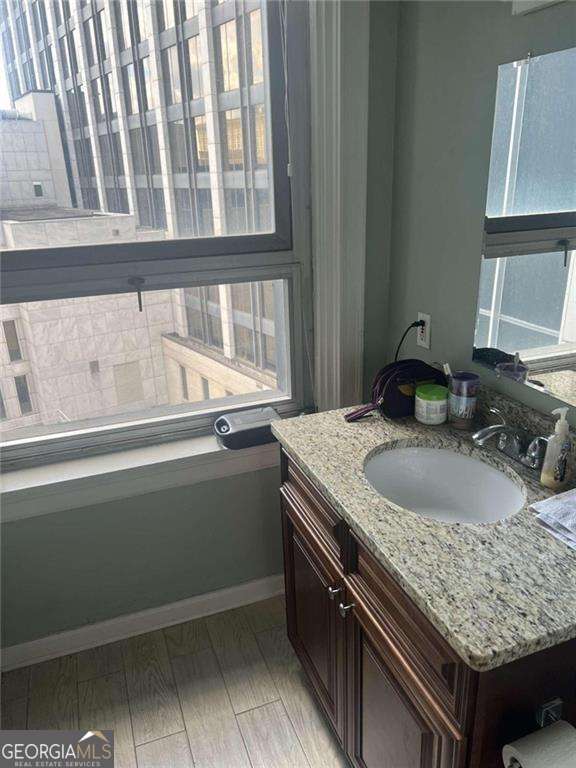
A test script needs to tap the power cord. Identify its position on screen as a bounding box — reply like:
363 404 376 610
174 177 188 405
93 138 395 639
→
394 320 426 362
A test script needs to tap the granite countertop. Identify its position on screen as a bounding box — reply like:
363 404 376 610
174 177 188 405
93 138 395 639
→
536 368 576 408
272 408 576 672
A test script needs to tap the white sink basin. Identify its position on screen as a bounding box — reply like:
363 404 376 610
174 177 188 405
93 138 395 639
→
364 446 525 524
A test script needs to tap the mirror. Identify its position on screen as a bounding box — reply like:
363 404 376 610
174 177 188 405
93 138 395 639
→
473 46 576 407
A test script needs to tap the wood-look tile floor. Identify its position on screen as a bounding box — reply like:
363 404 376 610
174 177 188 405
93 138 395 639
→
0 596 349 768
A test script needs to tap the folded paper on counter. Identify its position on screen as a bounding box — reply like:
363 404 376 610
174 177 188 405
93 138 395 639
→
531 488 576 551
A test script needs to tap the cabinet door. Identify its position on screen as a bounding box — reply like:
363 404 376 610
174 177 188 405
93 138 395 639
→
345 597 463 768
281 490 346 741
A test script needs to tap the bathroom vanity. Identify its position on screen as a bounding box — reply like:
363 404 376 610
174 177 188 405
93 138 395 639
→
273 408 576 768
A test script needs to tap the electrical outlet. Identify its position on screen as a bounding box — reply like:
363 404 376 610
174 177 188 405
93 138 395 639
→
417 312 431 349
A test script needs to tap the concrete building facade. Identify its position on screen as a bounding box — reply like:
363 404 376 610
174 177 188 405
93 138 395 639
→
0 0 272 242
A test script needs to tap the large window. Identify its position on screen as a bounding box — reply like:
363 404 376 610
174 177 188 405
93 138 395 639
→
0 0 279 246
0 1 305 468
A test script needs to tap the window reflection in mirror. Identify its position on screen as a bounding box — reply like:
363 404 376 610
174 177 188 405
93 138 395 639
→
473 46 576 407
474 250 576 406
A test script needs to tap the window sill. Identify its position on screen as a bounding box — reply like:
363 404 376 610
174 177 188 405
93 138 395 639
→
0 436 280 523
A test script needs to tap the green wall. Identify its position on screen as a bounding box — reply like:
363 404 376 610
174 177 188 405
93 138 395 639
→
363 1 399 398
1 467 282 647
365 0 576 424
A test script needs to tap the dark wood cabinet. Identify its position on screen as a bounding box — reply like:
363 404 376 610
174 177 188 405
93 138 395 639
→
345 590 464 768
281 483 346 742
280 451 576 768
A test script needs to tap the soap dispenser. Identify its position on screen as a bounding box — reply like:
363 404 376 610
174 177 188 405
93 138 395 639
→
540 407 573 491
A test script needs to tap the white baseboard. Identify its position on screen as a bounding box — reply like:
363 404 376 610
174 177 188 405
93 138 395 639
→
1 573 285 671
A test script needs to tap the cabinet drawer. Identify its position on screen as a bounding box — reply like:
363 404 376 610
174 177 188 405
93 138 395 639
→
347 532 474 730
282 457 345 565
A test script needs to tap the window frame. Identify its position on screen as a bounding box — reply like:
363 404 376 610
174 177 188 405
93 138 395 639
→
0 1 310 470
1 264 306 469
483 211 576 260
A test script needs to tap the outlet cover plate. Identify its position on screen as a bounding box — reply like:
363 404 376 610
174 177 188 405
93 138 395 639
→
417 312 431 349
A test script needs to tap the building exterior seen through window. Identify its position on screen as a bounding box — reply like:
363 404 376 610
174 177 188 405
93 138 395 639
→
0 280 289 441
0 1 287 446
0 0 274 249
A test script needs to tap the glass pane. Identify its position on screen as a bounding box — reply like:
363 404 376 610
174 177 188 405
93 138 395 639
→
141 57 156 111
0 0 275 246
225 189 247 234
92 78 105 121
187 36 203 99
248 10 264 85
115 1 131 50
474 250 576 361
158 0 175 31
84 19 94 65
123 63 138 115
474 314 490 349
500 251 569 330
486 46 576 217
169 120 187 173
477 257 496 311
3 319 22 361
253 104 267 167
216 20 239 92
0 280 290 443
222 109 244 170
195 115 209 171
162 46 182 106
14 374 32 415
184 0 198 19
497 321 559 353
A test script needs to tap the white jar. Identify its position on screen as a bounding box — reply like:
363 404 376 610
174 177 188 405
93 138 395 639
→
414 384 448 425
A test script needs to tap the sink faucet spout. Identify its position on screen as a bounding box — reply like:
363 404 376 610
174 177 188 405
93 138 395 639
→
472 424 512 446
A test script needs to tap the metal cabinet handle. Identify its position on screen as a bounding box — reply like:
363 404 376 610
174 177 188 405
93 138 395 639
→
327 586 342 601
338 602 355 619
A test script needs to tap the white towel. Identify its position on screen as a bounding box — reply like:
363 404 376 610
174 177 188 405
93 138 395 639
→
531 488 576 551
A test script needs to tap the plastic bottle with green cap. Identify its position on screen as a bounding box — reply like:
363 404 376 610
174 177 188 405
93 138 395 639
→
414 384 448 425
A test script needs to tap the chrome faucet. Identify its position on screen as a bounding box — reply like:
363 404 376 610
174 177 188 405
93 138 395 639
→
472 408 548 472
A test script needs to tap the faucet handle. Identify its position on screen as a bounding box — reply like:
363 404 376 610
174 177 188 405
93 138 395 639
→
521 436 549 470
